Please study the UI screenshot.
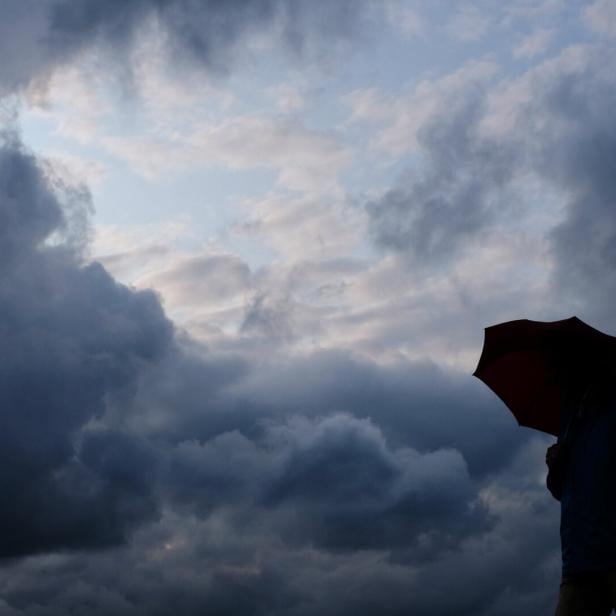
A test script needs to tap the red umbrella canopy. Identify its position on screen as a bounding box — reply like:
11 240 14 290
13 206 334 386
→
473 316 616 436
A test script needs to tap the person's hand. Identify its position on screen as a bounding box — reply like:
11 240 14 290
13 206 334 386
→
546 443 562 469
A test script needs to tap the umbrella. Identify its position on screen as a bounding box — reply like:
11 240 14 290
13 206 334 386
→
472 316 616 436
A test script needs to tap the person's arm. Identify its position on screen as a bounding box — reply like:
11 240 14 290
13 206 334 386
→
546 442 567 501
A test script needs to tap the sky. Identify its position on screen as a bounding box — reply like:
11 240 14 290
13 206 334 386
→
1 0 616 614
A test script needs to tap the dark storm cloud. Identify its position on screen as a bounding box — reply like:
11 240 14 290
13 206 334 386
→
127 345 527 482
0 0 368 95
0 443 559 616
258 413 492 555
219 351 526 477
125 349 523 564
0 131 173 558
0 161 505 567
155 410 493 555
0 283 529 614
0 140 546 605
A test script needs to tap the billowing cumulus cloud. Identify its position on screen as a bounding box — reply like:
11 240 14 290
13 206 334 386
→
0 125 529 612
259 413 490 554
0 436 559 615
158 411 493 557
0 122 505 590
0 130 173 558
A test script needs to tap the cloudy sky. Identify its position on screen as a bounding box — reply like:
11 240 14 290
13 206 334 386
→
1 0 615 613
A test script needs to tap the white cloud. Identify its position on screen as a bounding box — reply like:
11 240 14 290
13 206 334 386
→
267 83 307 113
384 3 425 37
235 192 365 262
445 5 491 42
584 0 616 36
103 115 349 194
345 59 499 157
481 43 595 138
502 0 564 23
88 46 598 367
145 254 253 311
23 57 112 144
92 220 193 282
315 219 555 369
513 28 555 59
46 152 109 189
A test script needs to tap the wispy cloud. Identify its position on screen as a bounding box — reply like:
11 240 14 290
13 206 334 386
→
513 28 555 58
445 4 491 42
384 2 426 37
584 0 616 36
102 115 349 193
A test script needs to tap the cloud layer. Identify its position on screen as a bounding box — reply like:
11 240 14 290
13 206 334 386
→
1 0 367 95
0 128 547 613
6 2 615 614
365 44 616 333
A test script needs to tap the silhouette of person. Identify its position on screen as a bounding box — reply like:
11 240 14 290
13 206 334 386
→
547 364 616 615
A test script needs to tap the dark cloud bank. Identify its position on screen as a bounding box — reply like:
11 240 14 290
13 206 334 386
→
0 127 556 614
0 130 173 559
3 3 611 615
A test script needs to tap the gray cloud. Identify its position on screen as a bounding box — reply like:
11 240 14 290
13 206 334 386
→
366 78 520 266
366 44 616 334
0 158 551 610
153 410 493 560
0 5 585 610
240 292 296 341
528 47 616 328
0 0 368 96
0 159 507 565
0 130 173 558
217 351 526 478
0 440 560 616
259 413 491 555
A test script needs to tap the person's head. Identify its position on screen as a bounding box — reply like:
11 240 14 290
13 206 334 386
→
552 349 616 410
